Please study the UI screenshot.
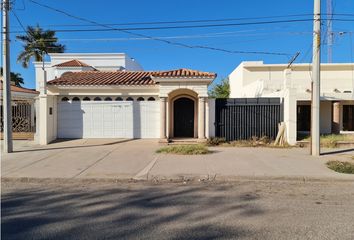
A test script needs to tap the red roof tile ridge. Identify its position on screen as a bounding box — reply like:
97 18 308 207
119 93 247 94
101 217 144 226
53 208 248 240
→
53 59 91 67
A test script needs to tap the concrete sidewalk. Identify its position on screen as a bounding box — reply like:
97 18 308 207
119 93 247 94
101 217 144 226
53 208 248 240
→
2 139 354 181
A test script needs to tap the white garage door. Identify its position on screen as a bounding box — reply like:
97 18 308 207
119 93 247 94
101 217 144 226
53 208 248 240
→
57 101 160 139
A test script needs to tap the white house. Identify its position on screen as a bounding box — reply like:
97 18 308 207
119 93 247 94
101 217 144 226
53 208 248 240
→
34 53 216 144
229 61 354 144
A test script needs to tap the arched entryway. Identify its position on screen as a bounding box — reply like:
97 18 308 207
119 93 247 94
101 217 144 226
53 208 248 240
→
173 97 195 137
167 89 199 139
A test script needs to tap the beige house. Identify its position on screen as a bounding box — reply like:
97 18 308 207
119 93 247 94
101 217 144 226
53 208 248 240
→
229 61 354 144
35 53 216 144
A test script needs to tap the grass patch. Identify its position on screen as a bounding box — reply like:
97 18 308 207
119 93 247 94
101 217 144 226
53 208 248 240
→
302 134 354 148
206 137 227 146
156 144 210 155
327 161 354 174
207 136 290 148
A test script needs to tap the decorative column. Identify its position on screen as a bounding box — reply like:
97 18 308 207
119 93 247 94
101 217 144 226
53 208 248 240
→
332 101 341 134
198 97 206 140
159 97 167 141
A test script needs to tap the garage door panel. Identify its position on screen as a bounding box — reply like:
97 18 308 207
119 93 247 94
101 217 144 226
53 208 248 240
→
57 101 159 139
58 103 83 138
133 101 160 138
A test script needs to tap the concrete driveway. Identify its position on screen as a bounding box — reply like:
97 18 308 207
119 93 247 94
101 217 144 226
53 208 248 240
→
2 139 159 179
2 139 354 181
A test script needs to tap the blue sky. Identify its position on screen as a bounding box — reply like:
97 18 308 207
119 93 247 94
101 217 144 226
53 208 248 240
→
2 0 354 89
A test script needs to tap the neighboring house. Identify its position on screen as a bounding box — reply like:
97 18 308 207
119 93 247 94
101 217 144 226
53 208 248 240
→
35 53 216 144
229 61 354 144
0 79 39 139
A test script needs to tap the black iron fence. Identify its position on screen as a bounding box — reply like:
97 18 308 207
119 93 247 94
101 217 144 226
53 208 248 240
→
0 101 35 133
215 98 283 141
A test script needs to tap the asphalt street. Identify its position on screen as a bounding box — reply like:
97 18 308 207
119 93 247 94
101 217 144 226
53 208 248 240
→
2 179 354 240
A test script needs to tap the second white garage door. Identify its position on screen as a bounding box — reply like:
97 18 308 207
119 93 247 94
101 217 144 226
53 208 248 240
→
57 101 160 139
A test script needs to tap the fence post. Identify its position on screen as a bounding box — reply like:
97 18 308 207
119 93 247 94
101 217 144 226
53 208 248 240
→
284 88 297 145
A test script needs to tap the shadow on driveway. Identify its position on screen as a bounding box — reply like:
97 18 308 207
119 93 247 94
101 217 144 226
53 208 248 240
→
320 148 354 156
13 139 138 153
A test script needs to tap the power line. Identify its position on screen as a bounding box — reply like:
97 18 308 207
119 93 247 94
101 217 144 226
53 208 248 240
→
23 0 293 57
11 30 314 43
8 12 354 29
6 19 317 34
11 9 27 33
13 13 316 28
6 18 354 34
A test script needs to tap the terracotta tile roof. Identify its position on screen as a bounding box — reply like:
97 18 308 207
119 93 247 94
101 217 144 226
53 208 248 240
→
48 71 155 86
47 68 216 86
53 59 91 67
0 80 39 94
152 68 216 78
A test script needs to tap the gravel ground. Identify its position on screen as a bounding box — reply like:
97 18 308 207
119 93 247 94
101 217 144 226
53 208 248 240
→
2 179 354 240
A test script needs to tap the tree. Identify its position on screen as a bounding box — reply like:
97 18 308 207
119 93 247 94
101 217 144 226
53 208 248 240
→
16 25 65 68
0 67 24 87
208 77 230 98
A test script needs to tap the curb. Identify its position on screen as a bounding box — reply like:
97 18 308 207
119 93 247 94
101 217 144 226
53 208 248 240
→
2 174 354 185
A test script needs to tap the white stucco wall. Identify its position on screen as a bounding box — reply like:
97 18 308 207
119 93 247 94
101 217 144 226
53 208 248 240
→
48 53 143 71
34 53 144 91
229 61 354 101
320 101 332 134
158 81 211 98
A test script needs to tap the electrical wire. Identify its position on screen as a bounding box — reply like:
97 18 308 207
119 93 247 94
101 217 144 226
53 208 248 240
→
13 13 316 28
22 0 293 57
6 19 316 34
6 18 354 34
10 30 314 43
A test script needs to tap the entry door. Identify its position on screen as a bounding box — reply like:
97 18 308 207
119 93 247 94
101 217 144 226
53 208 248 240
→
174 98 194 138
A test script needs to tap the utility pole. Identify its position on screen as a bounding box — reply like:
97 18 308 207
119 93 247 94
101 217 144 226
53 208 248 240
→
327 0 333 63
2 0 13 153
311 0 321 156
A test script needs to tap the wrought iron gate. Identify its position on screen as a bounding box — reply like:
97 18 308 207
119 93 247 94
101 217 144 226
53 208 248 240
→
215 98 283 141
1 100 35 139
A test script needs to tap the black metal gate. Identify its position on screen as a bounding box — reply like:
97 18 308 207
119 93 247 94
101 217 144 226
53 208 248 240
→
1 100 35 139
215 98 283 141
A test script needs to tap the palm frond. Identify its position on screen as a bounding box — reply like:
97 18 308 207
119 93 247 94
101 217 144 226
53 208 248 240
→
15 25 66 68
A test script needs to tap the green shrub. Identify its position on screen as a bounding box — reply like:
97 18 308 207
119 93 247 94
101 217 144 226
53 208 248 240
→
156 145 211 155
327 161 354 174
